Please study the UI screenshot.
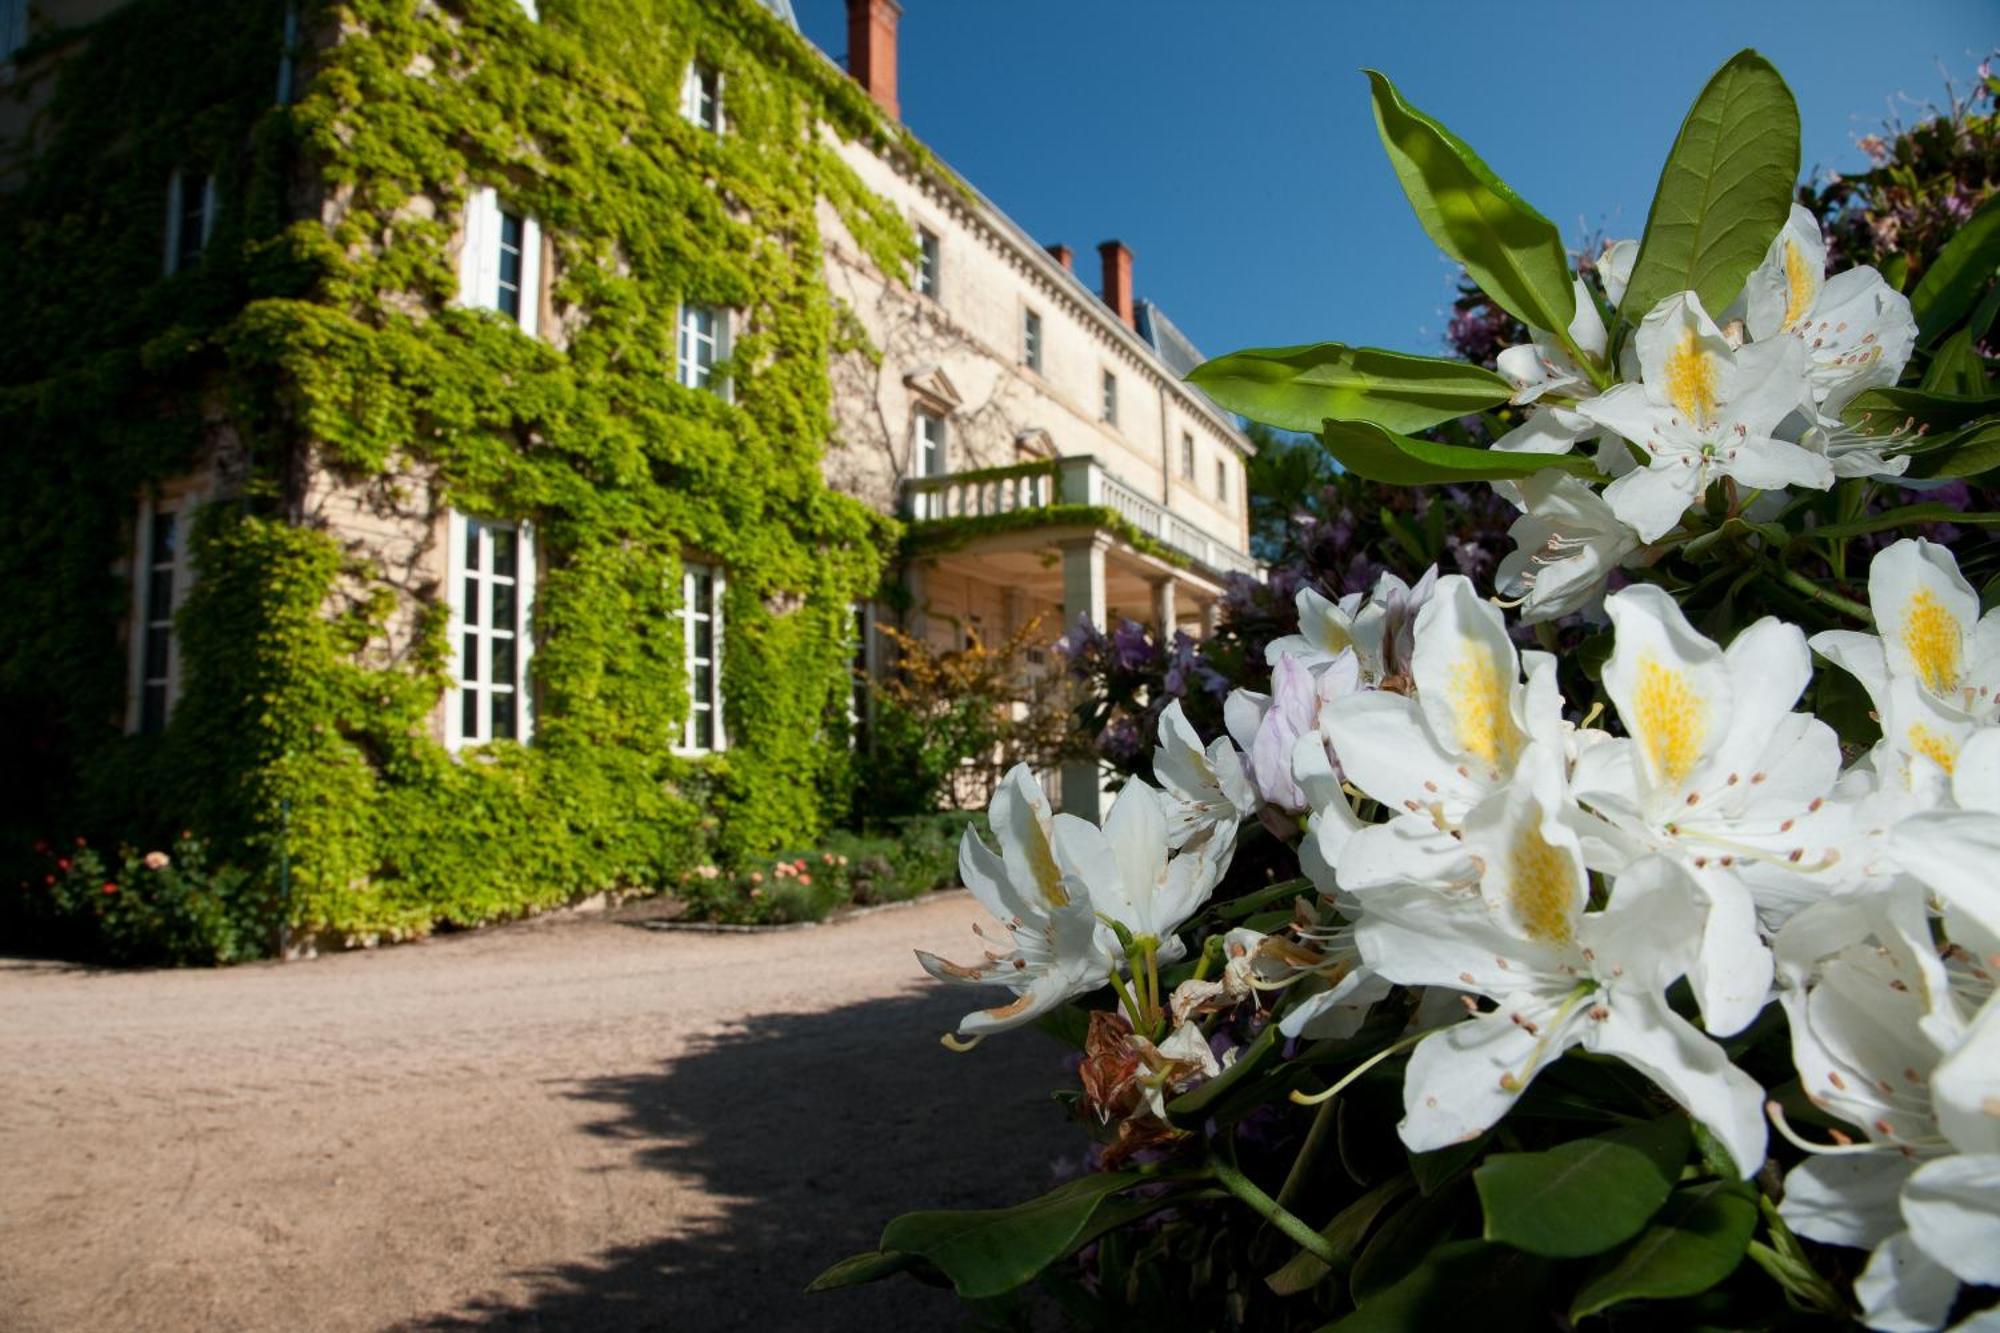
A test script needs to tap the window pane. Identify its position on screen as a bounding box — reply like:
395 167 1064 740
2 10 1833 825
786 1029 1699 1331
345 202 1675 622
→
460 687 479 737
692 707 713 751
144 625 171 679
491 528 517 579
693 615 712 660
462 631 478 683
690 570 710 617
464 519 482 570
492 580 517 630
694 659 714 701
141 684 167 736
150 512 178 565
147 569 174 620
491 689 516 740
492 633 516 685
462 577 480 626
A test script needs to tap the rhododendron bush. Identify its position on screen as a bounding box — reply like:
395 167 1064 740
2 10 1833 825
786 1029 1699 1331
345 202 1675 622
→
818 51 2000 1330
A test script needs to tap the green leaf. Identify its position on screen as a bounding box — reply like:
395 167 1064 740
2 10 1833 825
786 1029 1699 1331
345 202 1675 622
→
1365 71 1575 339
1619 50 1800 321
1330 1238 1555 1333
1266 1175 1413 1297
1409 1134 1488 1197
1922 328 1990 396
806 1248 923 1292
1903 420 2000 481
1319 418 1604 487
1187 344 1514 435
876 1172 1143 1300
1842 386 2000 436
1568 1181 1758 1320
1913 192 2000 345
1475 1118 1688 1258
1804 504 2000 540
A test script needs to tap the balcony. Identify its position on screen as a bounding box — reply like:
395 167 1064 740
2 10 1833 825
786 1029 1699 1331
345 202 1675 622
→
900 455 1257 581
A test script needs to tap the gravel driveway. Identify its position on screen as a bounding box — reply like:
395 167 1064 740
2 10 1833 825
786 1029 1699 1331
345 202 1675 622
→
0 893 1077 1332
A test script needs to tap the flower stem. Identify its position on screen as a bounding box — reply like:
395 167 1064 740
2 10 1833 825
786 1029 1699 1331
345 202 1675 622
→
1211 1157 1341 1268
1276 1094 1339 1213
1763 560 1873 625
1105 967 1147 1032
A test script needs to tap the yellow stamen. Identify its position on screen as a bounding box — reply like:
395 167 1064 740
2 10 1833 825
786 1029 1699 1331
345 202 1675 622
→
1664 329 1719 428
1508 822 1577 945
1446 637 1521 770
1781 239 1817 331
1025 826 1068 909
1900 589 1963 695
1632 656 1707 786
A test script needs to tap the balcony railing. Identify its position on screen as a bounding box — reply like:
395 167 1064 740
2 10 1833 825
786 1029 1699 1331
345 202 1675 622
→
902 455 1258 580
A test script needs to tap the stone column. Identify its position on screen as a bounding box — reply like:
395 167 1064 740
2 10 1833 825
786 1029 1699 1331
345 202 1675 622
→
1058 535 1111 820
1200 598 1220 639
1151 575 1179 641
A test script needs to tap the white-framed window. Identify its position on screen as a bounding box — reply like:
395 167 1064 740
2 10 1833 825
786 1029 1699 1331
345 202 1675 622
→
1215 456 1230 502
1022 307 1042 373
276 2 299 104
914 225 939 298
1101 369 1118 426
681 61 722 132
1180 431 1195 480
676 302 730 394
163 169 217 276
915 408 947 477
127 497 195 735
2 0 28 64
847 599 874 741
457 186 542 335
446 513 536 749
678 562 725 754
516 0 538 18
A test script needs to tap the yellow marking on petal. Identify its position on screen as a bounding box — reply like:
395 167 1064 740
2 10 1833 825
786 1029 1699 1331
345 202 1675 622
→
1900 588 1963 695
1025 826 1069 908
1781 239 1817 331
1664 329 1719 429
1446 637 1521 770
1907 723 1958 775
1632 656 1707 786
1507 821 1577 945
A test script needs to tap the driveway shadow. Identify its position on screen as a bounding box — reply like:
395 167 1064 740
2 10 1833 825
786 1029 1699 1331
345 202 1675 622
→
406 984 1079 1332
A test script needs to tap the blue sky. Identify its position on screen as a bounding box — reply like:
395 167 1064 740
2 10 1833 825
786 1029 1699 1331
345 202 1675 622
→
795 1 1995 360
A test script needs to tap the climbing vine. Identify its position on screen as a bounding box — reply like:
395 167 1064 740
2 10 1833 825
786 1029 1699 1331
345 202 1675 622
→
0 0 924 947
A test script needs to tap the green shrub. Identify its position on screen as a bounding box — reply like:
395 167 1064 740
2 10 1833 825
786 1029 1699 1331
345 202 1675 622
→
16 832 271 965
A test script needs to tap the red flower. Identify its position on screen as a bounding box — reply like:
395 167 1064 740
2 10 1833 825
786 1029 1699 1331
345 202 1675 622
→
56 858 70 872
43 874 55 886
74 836 86 847
101 882 118 895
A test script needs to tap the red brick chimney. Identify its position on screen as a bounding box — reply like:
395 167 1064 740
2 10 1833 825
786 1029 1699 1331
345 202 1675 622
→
1047 243 1074 272
846 0 901 121
1098 240 1134 329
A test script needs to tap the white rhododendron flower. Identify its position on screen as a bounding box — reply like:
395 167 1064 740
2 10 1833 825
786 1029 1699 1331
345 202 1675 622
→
1153 698 1256 850
1494 469 1639 623
1581 291 1831 541
1812 537 2000 726
1493 278 1608 459
1571 584 1846 1034
1052 778 1232 968
1265 585 1378 676
1597 237 1638 308
917 765 1110 1036
1743 204 1917 420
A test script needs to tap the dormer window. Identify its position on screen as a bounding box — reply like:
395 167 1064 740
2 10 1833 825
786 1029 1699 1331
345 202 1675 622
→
163 169 216 276
681 61 722 132
459 187 542 335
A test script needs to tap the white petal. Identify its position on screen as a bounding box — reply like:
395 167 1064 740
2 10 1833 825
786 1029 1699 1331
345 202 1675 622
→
1602 583 1733 794
1855 1230 1963 1333
1397 1004 1562 1153
1811 629 1893 717
1224 688 1269 754
1871 538 1980 701
1932 999 2000 1160
1743 203 1828 341
1780 1154 1917 1250
1410 575 1526 782
1602 459 1702 543
1337 815 1474 895
1599 238 1638 309
1324 690 1485 817
1585 992 1769 1177
1903 1154 2000 1286
1725 434 1835 493
1892 811 2000 959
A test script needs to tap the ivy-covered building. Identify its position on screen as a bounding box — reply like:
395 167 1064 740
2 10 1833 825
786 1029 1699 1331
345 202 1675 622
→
0 0 1252 945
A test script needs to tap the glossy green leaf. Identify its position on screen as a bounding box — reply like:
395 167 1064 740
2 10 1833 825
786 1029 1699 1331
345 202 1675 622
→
1804 504 2000 540
1620 50 1800 321
1266 1175 1412 1296
1569 1181 1758 1320
805 1248 922 1292
1913 192 2000 345
1475 1118 1688 1258
1329 1238 1554 1333
874 1172 1143 1300
1319 419 1603 487
1187 344 1513 435
1922 328 1990 396
1841 386 2000 436
1366 71 1575 339
1904 420 2000 480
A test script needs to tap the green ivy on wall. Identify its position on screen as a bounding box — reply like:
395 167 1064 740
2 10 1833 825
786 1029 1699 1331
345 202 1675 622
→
0 0 923 945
